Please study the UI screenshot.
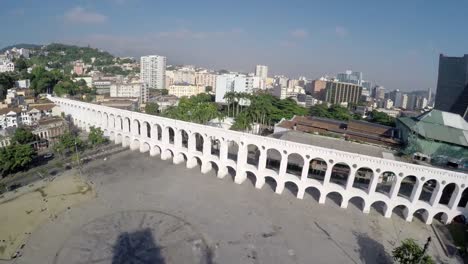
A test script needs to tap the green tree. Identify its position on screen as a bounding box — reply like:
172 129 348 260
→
12 128 37 144
205 86 213 93
145 102 159 115
30 67 63 95
54 79 79 96
0 73 15 99
309 103 330 118
231 111 252 131
392 239 434 264
160 89 169 95
88 126 107 146
162 93 220 124
0 144 36 176
54 133 84 156
14 57 28 72
369 110 396 126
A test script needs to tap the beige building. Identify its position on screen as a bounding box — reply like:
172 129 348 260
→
195 71 217 90
168 84 206 98
325 81 363 104
173 67 196 84
110 82 149 103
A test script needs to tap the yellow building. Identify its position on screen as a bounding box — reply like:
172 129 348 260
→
168 84 206 98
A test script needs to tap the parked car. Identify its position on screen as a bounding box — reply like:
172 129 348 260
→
44 153 54 159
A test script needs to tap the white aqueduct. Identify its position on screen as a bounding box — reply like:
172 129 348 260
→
50 96 468 225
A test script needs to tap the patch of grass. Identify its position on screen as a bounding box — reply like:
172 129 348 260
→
448 223 467 250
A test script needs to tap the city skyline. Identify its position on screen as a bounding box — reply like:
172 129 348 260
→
2 0 468 92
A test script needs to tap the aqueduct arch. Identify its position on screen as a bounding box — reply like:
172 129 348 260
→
50 96 468 225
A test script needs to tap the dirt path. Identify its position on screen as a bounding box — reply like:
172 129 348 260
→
0 172 95 260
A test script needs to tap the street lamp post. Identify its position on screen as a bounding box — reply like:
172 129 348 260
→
417 237 431 264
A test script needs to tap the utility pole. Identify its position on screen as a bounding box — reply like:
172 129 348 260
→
417 237 431 264
74 139 82 179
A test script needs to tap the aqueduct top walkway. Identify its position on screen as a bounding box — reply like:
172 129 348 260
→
49 96 468 225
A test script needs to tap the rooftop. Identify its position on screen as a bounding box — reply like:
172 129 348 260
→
398 109 468 147
270 130 398 160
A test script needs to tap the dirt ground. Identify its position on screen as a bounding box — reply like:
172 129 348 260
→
0 172 95 260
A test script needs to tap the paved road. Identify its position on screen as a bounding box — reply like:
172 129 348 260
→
7 150 462 264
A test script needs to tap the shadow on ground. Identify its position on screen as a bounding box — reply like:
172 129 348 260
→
354 232 392 264
112 228 165 264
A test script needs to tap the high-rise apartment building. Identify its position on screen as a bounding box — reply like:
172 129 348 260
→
435 54 468 120
373 86 385 100
324 81 363 104
255 65 268 80
337 70 363 85
140 55 166 89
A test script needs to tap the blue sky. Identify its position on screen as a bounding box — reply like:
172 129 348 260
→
1 0 468 91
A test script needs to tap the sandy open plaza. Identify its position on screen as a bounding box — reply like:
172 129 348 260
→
0 149 462 264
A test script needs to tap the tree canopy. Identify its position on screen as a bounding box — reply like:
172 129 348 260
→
145 102 159 115
12 128 37 144
369 110 396 126
392 239 434 264
54 133 84 156
309 103 352 121
0 144 36 176
88 126 107 146
162 93 220 124
225 92 307 132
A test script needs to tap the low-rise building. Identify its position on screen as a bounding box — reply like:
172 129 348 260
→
73 77 93 88
273 85 305 99
110 81 149 103
147 95 179 112
32 117 69 144
275 116 399 147
15 79 30 89
397 109 468 162
0 61 14 73
168 84 206 98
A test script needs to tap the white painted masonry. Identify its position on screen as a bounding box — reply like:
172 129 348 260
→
49 96 468 225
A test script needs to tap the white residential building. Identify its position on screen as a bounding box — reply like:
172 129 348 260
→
15 79 30 89
215 75 262 104
255 65 268 80
140 55 166 89
273 85 305 99
255 65 268 89
173 67 196 84
0 61 14 73
110 82 149 103
168 84 206 98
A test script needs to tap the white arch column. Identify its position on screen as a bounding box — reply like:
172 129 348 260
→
201 137 213 174
274 153 288 194
449 186 463 210
410 179 424 202
345 167 357 190
429 183 443 206
186 133 198 169
296 159 311 199
234 144 248 184
389 178 402 199
367 172 380 195
216 140 229 178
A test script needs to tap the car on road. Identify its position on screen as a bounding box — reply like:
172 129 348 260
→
44 153 54 159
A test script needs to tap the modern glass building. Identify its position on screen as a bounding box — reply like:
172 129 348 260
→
435 54 468 121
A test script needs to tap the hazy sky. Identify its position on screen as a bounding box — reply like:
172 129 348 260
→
1 0 468 92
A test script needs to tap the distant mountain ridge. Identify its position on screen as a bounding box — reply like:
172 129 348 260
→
0 43 42 53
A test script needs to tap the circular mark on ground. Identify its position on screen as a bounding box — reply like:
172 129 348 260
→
54 210 212 264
